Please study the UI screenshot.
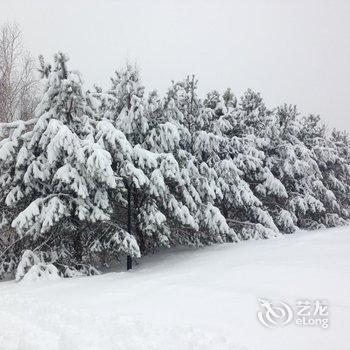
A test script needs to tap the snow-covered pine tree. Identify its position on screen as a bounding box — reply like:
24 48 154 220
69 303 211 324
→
329 129 350 221
298 115 349 227
258 104 338 231
0 53 140 280
225 94 308 234
163 78 240 241
260 104 311 231
96 68 235 258
199 90 281 239
0 118 37 277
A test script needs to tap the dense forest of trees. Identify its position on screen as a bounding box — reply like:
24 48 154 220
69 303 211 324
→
0 30 349 281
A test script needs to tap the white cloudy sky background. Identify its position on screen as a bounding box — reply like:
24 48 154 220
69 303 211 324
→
1 0 349 130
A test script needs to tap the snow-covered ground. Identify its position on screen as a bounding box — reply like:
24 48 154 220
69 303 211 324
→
0 227 349 350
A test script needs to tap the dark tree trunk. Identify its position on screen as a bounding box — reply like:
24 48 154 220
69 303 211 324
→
71 203 83 263
222 203 228 218
132 192 146 254
73 230 83 263
127 184 133 271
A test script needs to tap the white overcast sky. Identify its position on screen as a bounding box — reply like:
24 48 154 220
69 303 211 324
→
1 0 349 130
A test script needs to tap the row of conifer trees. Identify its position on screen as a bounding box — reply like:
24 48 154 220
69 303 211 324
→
0 53 349 280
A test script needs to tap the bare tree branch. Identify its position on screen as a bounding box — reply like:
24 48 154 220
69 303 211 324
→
0 22 39 123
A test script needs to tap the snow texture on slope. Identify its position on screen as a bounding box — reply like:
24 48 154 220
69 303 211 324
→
0 226 350 350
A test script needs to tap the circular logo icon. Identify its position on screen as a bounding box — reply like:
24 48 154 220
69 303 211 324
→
257 298 293 328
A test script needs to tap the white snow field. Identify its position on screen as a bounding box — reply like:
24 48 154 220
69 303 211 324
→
0 226 349 350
